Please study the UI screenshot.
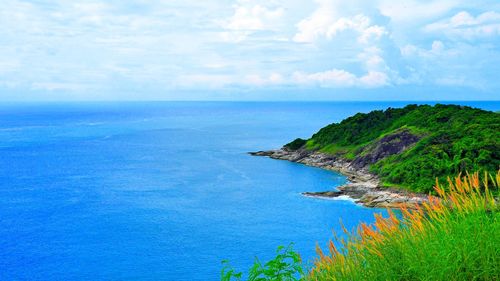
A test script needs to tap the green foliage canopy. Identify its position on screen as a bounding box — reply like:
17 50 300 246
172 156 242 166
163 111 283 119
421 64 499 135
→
286 104 500 192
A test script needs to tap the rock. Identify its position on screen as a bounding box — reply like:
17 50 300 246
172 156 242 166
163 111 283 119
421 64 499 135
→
302 191 342 198
351 129 421 170
249 151 274 156
249 148 431 209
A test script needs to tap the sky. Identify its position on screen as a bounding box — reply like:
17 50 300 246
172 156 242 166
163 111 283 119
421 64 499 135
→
1 0 500 101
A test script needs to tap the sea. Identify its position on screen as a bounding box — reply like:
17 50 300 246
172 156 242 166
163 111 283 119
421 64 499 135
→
0 101 498 280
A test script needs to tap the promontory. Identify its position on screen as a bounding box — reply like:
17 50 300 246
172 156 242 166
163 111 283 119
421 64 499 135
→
251 104 499 208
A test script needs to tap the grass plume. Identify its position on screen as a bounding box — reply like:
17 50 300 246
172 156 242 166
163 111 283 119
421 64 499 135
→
308 170 500 280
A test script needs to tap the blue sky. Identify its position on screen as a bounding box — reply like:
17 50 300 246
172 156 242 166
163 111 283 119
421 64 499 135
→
1 0 500 101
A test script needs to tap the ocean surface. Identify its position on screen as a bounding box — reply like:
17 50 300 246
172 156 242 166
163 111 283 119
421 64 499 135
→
1 101 498 280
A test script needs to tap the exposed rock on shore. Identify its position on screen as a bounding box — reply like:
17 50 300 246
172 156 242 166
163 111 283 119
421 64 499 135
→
250 148 429 209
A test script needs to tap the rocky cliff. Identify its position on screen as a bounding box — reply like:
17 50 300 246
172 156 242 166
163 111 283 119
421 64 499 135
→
250 145 429 209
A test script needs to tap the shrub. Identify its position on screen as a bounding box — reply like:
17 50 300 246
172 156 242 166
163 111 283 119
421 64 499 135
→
221 244 304 281
284 138 307 151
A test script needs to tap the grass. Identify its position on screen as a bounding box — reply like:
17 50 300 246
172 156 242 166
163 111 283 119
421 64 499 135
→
319 144 355 155
222 170 500 280
308 170 500 280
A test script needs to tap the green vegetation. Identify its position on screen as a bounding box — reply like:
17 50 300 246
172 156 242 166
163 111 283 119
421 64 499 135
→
286 104 500 193
308 171 500 280
221 244 303 281
222 171 500 281
284 138 307 151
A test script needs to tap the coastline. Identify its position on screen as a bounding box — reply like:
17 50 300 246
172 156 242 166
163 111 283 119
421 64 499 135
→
250 148 429 209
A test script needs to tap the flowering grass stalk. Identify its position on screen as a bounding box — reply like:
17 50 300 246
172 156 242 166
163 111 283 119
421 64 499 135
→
308 170 500 280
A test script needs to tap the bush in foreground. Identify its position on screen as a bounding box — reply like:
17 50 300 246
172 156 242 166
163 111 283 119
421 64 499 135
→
222 170 500 280
221 244 303 281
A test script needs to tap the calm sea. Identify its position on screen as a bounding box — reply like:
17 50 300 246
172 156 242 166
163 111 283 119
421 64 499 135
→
0 101 498 280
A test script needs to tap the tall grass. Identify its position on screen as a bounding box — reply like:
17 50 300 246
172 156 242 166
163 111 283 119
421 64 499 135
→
309 171 500 280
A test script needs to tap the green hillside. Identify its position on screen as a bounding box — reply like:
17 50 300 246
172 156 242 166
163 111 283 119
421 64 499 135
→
285 104 500 193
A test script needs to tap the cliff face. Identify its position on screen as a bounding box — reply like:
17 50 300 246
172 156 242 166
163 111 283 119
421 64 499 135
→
269 129 422 178
351 128 421 170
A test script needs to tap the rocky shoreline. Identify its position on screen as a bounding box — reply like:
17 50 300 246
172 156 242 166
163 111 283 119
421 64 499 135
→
250 148 429 209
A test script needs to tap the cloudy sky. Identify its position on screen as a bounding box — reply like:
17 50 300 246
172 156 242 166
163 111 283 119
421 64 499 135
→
1 0 500 101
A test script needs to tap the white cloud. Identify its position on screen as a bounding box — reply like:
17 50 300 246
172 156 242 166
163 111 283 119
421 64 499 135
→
175 68 389 89
292 0 336 43
291 1 391 86
176 74 235 89
431 41 445 52
397 39 497 89
294 12 386 44
435 76 485 90
1 0 500 98
358 25 387 44
176 72 285 89
359 71 389 87
225 5 284 31
293 69 356 86
357 46 388 71
245 73 285 86
426 11 500 39
31 82 88 91
401 40 448 58
378 0 462 24
292 69 388 88
220 2 284 42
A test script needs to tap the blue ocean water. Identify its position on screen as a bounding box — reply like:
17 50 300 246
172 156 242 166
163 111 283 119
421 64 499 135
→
0 101 498 280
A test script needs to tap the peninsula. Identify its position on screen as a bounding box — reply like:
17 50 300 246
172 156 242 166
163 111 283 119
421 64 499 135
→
251 104 499 208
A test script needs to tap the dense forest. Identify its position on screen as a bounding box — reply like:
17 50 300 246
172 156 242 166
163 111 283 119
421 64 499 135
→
285 104 500 192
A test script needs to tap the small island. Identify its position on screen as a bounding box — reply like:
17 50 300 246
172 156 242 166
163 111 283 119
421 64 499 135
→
251 104 500 209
